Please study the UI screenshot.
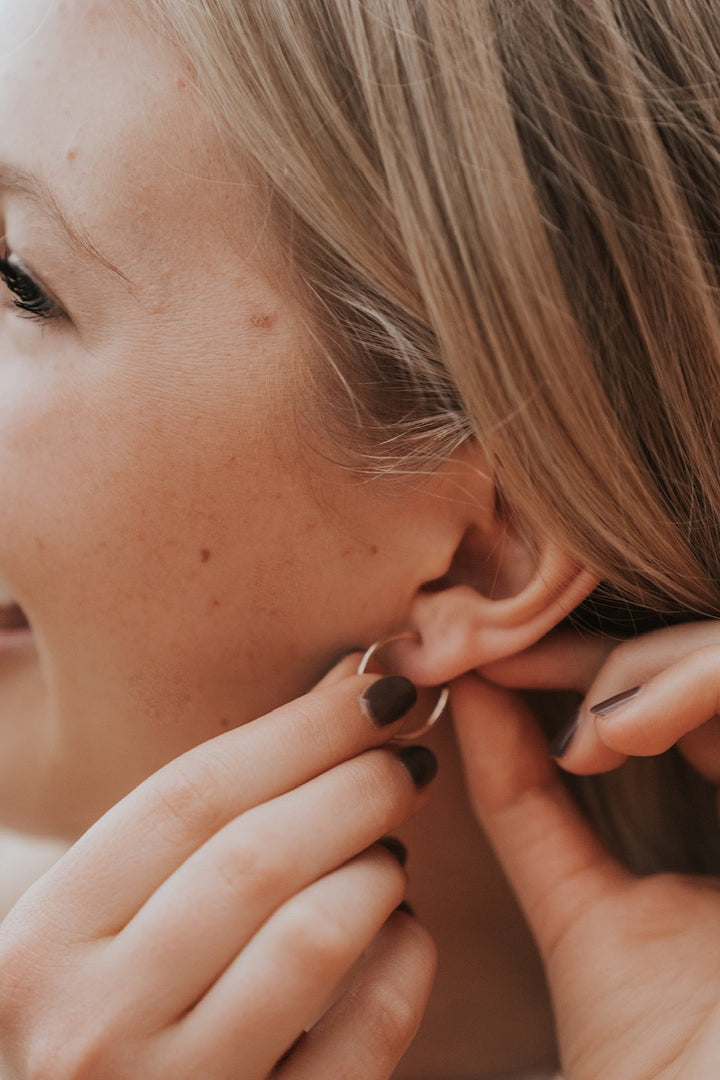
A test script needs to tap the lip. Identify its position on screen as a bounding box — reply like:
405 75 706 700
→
0 603 35 657
0 625 35 655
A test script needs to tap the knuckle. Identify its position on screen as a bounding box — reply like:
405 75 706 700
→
279 899 350 969
150 761 216 842
213 832 283 902
288 698 337 757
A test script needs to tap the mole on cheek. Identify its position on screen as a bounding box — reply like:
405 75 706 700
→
200 549 211 563
250 311 277 330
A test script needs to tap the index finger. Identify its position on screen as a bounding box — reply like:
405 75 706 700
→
480 621 720 776
24 664 419 936
477 626 616 695
553 620 720 774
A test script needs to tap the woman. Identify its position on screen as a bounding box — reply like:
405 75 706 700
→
2 0 720 1076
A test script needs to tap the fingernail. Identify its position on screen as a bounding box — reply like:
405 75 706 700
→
397 745 438 788
590 685 642 717
395 900 415 916
548 713 580 758
377 835 408 866
361 676 418 727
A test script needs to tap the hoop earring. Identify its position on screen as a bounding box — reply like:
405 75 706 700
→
357 632 449 742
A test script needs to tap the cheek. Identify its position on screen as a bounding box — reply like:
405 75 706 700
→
0 354 232 606
0 361 377 665
0 301 413 752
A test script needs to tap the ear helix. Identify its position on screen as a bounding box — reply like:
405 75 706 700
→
358 632 449 742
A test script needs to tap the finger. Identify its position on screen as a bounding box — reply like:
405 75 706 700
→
480 620 720 700
157 848 409 1080
312 651 365 690
567 644 720 782
112 745 435 1021
26 668 420 936
538 621 720 775
452 674 628 962
273 910 436 1080
476 629 629 777
478 626 616 695
678 719 720 783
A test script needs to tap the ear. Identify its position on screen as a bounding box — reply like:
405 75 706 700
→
396 445 598 686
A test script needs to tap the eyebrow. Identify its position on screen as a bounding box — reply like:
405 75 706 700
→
0 163 130 283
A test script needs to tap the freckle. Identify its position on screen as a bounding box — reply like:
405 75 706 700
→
200 549 211 563
370 545 379 556
211 598 221 608
218 716 231 729
66 146 78 163
177 76 187 89
250 311 276 330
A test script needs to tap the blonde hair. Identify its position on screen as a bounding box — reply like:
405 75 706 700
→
135 0 720 872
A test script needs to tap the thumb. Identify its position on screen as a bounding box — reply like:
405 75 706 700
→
452 674 628 960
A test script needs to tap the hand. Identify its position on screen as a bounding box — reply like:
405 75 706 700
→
452 622 720 1080
0 657 437 1080
481 618 720 779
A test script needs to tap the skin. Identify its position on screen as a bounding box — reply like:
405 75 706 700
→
0 3 559 1076
458 623 720 1079
14 4 720 1079
0 0 462 836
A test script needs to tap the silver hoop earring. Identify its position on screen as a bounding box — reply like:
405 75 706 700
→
357 632 449 742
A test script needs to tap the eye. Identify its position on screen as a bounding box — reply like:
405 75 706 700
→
0 248 62 324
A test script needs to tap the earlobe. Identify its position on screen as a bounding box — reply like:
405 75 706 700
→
401 542 598 686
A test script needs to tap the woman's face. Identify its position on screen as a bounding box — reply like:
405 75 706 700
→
0 0 451 835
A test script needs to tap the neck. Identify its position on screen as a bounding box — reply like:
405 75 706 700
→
393 718 558 1079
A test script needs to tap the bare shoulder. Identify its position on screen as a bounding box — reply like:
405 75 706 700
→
0 828 69 920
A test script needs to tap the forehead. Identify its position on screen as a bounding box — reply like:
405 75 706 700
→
0 0 263 277
1 2 178 195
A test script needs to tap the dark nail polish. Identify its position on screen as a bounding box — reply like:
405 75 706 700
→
590 685 642 717
395 900 415 917
397 744 438 789
361 676 418 727
548 714 579 758
377 835 408 866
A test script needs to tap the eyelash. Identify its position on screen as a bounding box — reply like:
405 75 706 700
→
0 248 62 324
